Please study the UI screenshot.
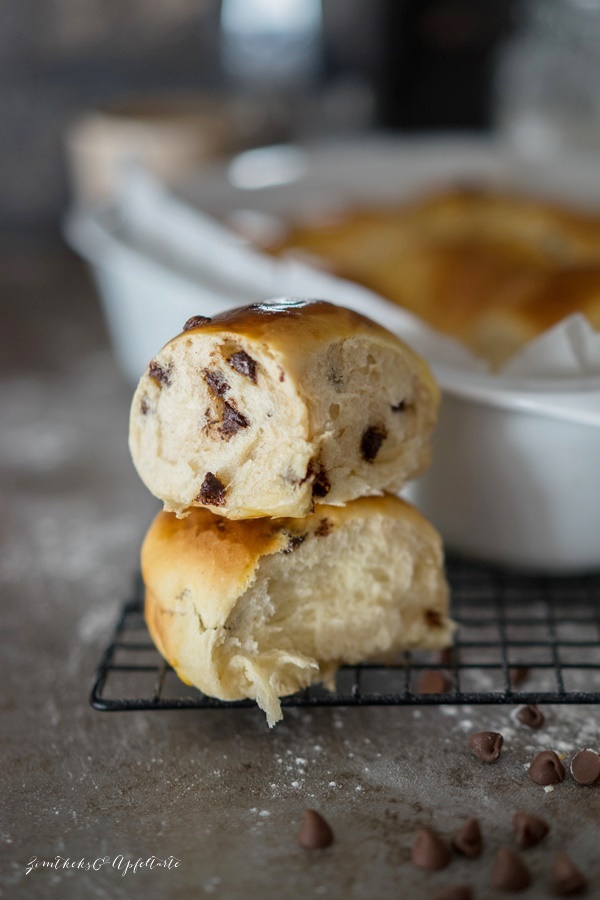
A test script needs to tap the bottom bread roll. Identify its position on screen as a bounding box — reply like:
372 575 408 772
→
142 494 453 725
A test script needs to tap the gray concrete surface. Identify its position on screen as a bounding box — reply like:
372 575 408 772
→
2 237 599 899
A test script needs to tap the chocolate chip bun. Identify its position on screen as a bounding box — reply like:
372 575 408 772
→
129 299 439 519
142 494 453 725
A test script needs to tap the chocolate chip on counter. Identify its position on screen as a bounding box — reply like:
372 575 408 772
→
183 315 211 331
148 359 171 386
282 534 306 554
417 670 452 694
512 811 550 849
220 401 249 436
197 472 226 507
528 750 566 786
391 400 406 412
434 887 473 900
360 425 387 462
551 852 587 896
297 809 334 850
509 667 529 688
411 828 452 871
452 818 483 859
204 369 230 397
491 847 532 892
228 350 257 383
515 704 545 729
468 731 503 764
315 518 333 537
570 748 600 786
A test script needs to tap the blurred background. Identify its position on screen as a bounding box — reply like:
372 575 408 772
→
2 0 521 229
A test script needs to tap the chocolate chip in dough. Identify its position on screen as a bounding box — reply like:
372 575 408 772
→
148 359 171 386
452 818 483 859
360 425 387 462
469 731 503 763
228 350 257 383
551 852 587 896
528 750 565 786
220 400 249 436
571 748 600 785
424 609 444 628
183 315 211 331
417 670 452 694
411 828 451 871
491 847 532 892
315 518 333 537
140 398 150 415
512 811 550 849
297 809 334 850
391 400 406 412
204 369 230 397
515 704 545 729
282 534 306 554
309 460 330 499
434 888 473 900
197 472 226 507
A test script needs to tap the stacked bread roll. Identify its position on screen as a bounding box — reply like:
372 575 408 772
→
130 299 453 725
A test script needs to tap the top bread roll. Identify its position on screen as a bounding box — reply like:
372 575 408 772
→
129 299 439 519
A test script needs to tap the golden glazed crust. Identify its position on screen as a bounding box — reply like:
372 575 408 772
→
142 495 453 724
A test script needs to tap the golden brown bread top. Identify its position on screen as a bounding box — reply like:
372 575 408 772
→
268 188 600 366
141 495 441 629
170 298 439 408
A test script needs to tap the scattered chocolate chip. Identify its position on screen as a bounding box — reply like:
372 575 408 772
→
452 818 483 859
491 847 532 892
360 425 387 462
512 812 550 849
509 667 529 688
417 670 452 694
551 852 587 896
528 750 565 786
228 350 257 383
297 809 334 850
220 400 250 436
183 315 211 331
434 887 473 900
141 398 150 415
148 359 171 386
425 609 444 628
315 518 333 537
411 828 452 871
571 748 600 786
197 472 226 507
391 400 406 412
515 704 545 729
309 460 330 499
204 369 230 397
469 731 503 764
282 534 306 554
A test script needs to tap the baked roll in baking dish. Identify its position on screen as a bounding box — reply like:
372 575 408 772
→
142 495 453 725
129 300 439 519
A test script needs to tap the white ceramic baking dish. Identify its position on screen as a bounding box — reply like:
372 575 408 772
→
65 137 600 572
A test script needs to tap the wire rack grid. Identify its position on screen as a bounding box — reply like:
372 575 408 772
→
90 557 600 712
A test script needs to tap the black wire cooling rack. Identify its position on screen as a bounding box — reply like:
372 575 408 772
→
90 557 600 712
